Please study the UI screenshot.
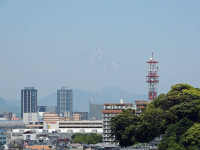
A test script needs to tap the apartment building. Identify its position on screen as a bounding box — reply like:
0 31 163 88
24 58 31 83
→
101 99 133 144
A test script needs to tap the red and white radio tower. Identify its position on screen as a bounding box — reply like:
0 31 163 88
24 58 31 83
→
146 53 159 101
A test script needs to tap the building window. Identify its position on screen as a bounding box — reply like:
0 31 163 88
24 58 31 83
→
27 135 31 139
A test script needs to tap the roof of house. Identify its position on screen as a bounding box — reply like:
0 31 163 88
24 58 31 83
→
23 130 34 134
25 145 50 150
135 100 148 103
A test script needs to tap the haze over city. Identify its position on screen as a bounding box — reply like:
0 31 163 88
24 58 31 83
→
0 0 200 101
1 1 200 149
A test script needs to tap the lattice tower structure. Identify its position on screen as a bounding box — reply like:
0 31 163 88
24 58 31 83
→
146 53 159 101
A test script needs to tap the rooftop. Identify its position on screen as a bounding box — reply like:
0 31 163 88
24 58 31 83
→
25 145 50 150
0 120 25 129
104 103 133 105
24 87 35 89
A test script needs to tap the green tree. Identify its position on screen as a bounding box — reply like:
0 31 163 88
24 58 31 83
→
179 123 200 149
110 109 141 147
166 99 200 124
159 118 194 150
110 107 166 146
153 84 200 110
110 83 200 149
72 133 102 144
137 107 166 143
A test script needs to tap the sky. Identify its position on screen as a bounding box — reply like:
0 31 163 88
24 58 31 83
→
0 0 200 100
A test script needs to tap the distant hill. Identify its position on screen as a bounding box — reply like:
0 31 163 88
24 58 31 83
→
0 97 20 114
0 87 146 113
37 50 147 112
39 87 146 112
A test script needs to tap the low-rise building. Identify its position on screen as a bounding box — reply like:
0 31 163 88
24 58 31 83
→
43 113 61 122
73 112 89 120
43 121 59 129
23 113 38 124
0 112 13 120
0 120 25 129
59 120 102 129
73 113 81 121
22 131 37 141
25 145 50 150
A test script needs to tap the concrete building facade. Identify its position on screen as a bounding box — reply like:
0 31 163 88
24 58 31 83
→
102 100 133 144
23 113 38 124
43 113 61 122
73 113 81 121
22 131 37 141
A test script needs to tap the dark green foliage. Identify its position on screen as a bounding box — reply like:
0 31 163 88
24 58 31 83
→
110 109 141 146
110 107 166 146
153 83 200 110
72 133 102 144
167 99 200 123
180 123 200 149
110 83 200 149
137 107 166 143
159 118 194 150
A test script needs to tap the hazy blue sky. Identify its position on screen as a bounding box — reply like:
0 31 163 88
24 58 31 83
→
0 0 200 100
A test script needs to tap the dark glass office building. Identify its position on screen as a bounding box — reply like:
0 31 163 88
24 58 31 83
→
21 87 37 118
37 106 47 112
57 87 73 117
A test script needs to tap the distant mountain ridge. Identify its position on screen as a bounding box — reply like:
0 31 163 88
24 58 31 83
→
0 97 20 114
39 87 146 112
0 87 146 113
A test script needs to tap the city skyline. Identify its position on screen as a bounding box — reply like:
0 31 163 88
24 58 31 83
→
0 1 200 100
1 1 200 149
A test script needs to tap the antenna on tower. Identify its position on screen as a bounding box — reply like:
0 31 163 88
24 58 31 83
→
146 52 159 101
152 52 154 60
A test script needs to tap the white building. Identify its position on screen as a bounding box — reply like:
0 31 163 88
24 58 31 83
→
102 99 133 144
23 113 38 124
22 131 36 141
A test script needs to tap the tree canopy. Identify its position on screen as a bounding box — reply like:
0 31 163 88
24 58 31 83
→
72 133 102 144
110 83 200 149
110 109 141 146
